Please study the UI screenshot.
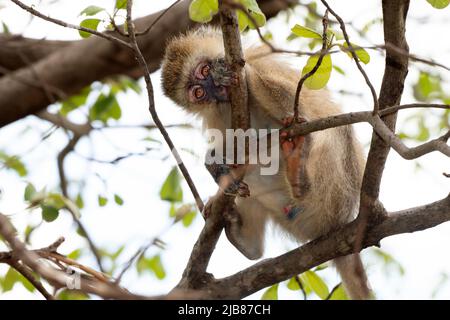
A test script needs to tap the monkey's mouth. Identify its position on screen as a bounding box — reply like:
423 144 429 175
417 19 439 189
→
214 85 230 103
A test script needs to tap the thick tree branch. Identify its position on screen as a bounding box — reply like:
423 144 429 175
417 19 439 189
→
360 0 410 210
185 194 450 299
0 35 71 75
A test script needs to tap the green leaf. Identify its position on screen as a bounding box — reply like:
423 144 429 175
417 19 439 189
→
137 255 166 279
148 255 166 280
24 183 37 201
17 273 35 293
261 284 278 300
111 245 125 260
328 284 349 300
417 119 430 142
67 249 82 260
57 289 89 300
169 203 177 218
239 0 266 29
24 225 36 243
372 248 405 275
2 21 10 34
110 76 142 94
115 0 128 10
314 263 329 271
182 210 197 227
41 204 59 222
60 87 91 116
79 18 101 38
75 193 84 209
89 93 122 123
0 151 27 177
77 227 87 238
300 270 329 299
332 65 345 75
159 167 183 202
426 0 449 9
287 277 300 291
291 24 322 39
1 268 19 292
301 54 332 90
237 9 249 32
98 195 108 207
413 71 442 102
189 0 219 23
79 5 104 17
114 194 124 206
340 42 370 64
326 28 343 41
45 193 66 210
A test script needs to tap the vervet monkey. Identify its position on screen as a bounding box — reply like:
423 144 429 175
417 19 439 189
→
161 27 370 299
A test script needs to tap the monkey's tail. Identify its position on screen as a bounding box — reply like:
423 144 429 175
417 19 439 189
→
334 253 372 300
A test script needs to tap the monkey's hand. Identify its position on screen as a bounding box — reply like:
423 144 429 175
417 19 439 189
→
280 116 310 199
210 58 239 87
205 161 250 198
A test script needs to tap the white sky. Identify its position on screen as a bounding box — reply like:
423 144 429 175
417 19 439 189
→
0 0 449 299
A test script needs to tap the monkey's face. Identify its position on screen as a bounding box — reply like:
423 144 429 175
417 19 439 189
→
161 26 229 115
187 59 233 106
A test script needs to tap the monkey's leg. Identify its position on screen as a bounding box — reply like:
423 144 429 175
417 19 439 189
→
280 117 311 199
224 198 267 260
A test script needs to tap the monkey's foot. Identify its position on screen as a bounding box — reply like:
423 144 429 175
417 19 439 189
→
210 58 239 87
280 116 309 198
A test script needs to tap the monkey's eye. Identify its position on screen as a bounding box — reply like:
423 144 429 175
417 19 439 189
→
194 62 210 80
190 85 206 101
201 65 210 77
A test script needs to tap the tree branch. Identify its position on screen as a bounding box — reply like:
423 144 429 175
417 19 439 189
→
175 0 252 291
0 216 148 299
188 194 450 299
320 0 379 113
359 0 410 214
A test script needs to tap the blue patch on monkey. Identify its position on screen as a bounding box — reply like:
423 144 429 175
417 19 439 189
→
283 205 304 220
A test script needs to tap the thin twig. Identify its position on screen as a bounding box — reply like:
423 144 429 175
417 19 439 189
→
125 0 204 212
136 0 183 36
293 9 329 120
10 0 132 49
320 0 379 114
56 135 105 273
